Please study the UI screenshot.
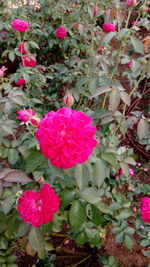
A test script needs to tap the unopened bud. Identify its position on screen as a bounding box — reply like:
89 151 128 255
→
30 116 41 127
38 176 44 185
63 91 74 107
16 190 23 197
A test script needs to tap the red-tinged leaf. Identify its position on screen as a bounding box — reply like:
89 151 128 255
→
0 168 12 179
3 170 32 184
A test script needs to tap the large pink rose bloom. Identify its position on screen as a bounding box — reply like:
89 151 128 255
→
55 27 67 39
11 19 29 32
102 23 116 32
35 107 98 169
140 197 150 224
17 184 60 227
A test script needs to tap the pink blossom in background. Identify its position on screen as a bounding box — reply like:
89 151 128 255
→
101 45 106 50
11 19 29 32
17 109 35 122
102 23 116 33
55 27 67 39
147 7 150 13
22 55 36 67
132 21 138 25
125 0 136 7
0 66 7 77
140 197 150 224
14 78 25 87
129 168 134 176
18 42 27 54
127 61 133 67
17 184 60 227
36 107 98 169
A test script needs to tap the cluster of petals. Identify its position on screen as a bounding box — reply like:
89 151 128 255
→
0 66 7 77
35 107 98 169
17 184 60 227
14 78 25 87
11 19 29 32
17 109 39 126
22 55 36 67
140 197 150 224
102 23 116 33
55 27 67 39
18 42 27 54
125 0 136 7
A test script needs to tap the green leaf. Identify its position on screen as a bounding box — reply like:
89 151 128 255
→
88 78 99 94
131 37 144 55
9 51 15 62
144 250 150 257
74 164 89 190
124 157 136 165
103 32 115 45
93 159 107 187
8 149 19 165
3 196 16 215
124 227 135 235
95 201 113 215
69 200 86 229
109 88 121 111
25 151 45 173
102 153 118 169
140 239 150 247
116 209 132 220
79 187 100 204
17 222 30 237
137 119 149 140
120 162 129 177
89 86 111 98
76 231 87 245
91 205 103 226
29 227 45 258
120 91 131 106
124 234 134 250
60 190 76 208
3 170 31 184
115 231 125 243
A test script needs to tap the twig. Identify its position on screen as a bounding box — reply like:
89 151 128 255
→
67 254 91 267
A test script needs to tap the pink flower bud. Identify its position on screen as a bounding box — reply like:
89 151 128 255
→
129 168 134 176
132 21 138 25
93 6 97 16
38 176 44 185
18 42 27 54
0 66 7 77
14 78 25 87
17 109 40 126
126 0 137 8
63 91 74 107
127 61 133 67
147 7 150 13
102 23 116 32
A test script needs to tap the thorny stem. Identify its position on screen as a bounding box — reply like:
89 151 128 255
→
67 254 91 267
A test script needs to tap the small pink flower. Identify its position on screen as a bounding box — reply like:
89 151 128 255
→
35 107 98 169
22 55 36 67
125 0 136 7
18 42 27 54
101 45 106 50
17 184 60 227
140 225 145 230
102 23 116 33
140 197 150 224
55 27 67 39
0 66 7 77
147 7 150 13
132 21 138 25
129 168 134 176
17 109 35 123
127 61 133 67
14 78 25 87
11 19 29 32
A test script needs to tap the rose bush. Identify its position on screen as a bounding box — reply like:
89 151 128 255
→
0 0 150 265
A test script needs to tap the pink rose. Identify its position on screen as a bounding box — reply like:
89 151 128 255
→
127 61 133 67
140 197 150 224
129 168 134 176
18 42 27 54
22 55 36 67
102 23 116 32
14 78 25 87
36 107 98 169
125 0 136 7
147 7 150 13
11 19 29 32
93 6 97 16
17 184 60 227
17 109 35 123
132 21 138 25
55 27 67 39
